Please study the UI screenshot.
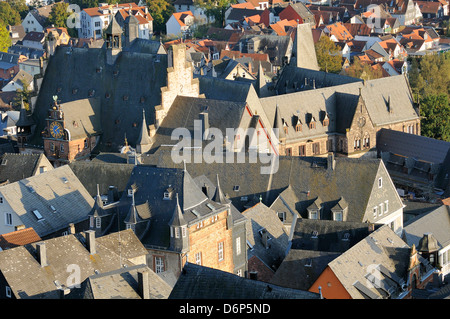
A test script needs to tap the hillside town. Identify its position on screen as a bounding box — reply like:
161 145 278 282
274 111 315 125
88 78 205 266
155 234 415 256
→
0 0 449 303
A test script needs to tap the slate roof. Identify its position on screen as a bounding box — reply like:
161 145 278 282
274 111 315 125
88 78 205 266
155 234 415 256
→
263 75 419 142
403 205 450 251
0 229 147 299
70 264 172 299
291 218 381 252
292 23 320 71
327 225 414 299
143 151 400 224
270 249 340 291
147 95 247 154
168 262 320 299
376 128 450 164
0 165 94 237
68 161 134 197
115 165 241 249
274 64 362 95
28 43 168 152
242 202 290 270
0 153 49 184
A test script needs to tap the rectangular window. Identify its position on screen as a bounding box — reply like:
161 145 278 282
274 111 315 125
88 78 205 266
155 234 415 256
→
384 201 389 214
378 177 382 188
90 216 94 228
334 211 343 221
95 217 101 229
195 252 202 265
309 211 318 220
312 142 320 155
5 212 12 225
299 145 306 156
286 147 292 156
379 204 383 216
6 286 11 298
218 242 224 261
154 256 165 273
236 237 241 256
373 207 377 218
60 144 64 153
175 227 180 238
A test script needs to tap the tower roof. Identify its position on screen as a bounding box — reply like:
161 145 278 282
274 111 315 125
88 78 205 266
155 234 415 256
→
106 15 123 35
417 233 439 253
16 98 35 127
212 174 231 205
89 184 107 218
168 193 187 227
136 109 152 148
273 103 285 139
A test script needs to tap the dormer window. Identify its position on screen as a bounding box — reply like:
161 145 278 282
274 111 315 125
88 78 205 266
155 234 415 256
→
309 210 319 220
164 187 174 200
333 210 343 221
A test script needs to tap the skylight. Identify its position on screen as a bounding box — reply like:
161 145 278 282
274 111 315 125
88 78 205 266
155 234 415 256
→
32 210 44 220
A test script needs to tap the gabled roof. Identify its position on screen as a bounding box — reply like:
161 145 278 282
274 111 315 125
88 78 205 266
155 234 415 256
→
169 262 320 299
0 153 49 184
0 229 147 298
242 202 290 270
326 225 413 299
403 205 450 251
0 165 94 237
71 264 171 299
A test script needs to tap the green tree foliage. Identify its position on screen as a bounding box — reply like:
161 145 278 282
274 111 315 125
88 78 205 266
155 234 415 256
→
145 0 174 34
0 23 12 52
0 2 21 26
6 0 29 20
48 2 71 28
195 0 238 27
408 52 450 141
314 36 342 74
419 94 450 141
343 58 383 80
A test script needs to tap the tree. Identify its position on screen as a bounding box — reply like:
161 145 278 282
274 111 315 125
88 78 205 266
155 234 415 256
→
145 0 174 34
343 58 383 80
195 0 238 27
0 23 12 53
420 94 450 141
314 36 342 74
48 2 72 29
0 2 21 26
6 0 29 20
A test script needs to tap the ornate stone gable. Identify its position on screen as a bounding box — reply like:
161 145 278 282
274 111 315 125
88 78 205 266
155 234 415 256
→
156 44 200 128
346 91 376 154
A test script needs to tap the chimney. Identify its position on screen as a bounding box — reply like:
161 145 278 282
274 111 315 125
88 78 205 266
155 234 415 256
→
15 224 26 231
368 223 375 232
36 242 48 267
199 111 209 140
249 271 258 280
68 223 76 234
107 185 119 203
327 152 335 170
138 268 150 299
85 230 96 255
261 229 270 249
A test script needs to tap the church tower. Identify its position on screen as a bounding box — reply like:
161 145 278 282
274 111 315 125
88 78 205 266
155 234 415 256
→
16 98 35 150
105 15 123 65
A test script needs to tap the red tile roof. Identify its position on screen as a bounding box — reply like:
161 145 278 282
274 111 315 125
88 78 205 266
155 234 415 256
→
0 227 41 250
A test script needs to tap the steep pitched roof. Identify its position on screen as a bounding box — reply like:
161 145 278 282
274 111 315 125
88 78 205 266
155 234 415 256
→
326 225 414 299
0 165 94 237
28 43 168 152
0 153 48 184
169 262 320 299
242 202 290 270
71 264 171 299
0 229 147 298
